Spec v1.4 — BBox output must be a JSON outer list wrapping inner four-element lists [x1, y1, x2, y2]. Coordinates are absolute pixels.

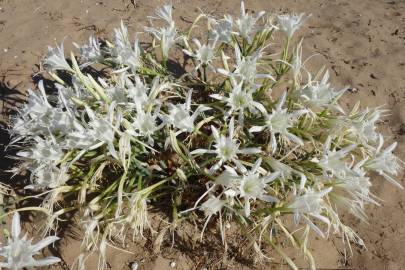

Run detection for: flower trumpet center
[[240, 175, 263, 199], [140, 115, 157, 134], [231, 93, 249, 109], [199, 46, 214, 64], [217, 138, 238, 161], [267, 112, 290, 132]]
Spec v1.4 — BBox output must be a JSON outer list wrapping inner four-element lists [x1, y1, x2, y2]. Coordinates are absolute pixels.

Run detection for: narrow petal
[[228, 117, 235, 138], [190, 149, 212, 155], [318, 187, 333, 197], [192, 38, 202, 48], [182, 49, 194, 57], [286, 132, 304, 146], [216, 68, 231, 76], [244, 200, 251, 217], [384, 142, 398, 154], [304, 216, 325, 238], [210, 94, 224, 101], [299, 173, 307, 190], [209, 160, 223, 173], [238, 147, 261, 154], [251, 158, 262, 173], [263, 171, 281, 184], [233, 159, 247, 174], [186, 89, 193, 110], [256, 73, 276, 81], [211, 125, 220, 140], [380, 171, 404, 189], [249, 125, 265, 133], [12, 212, 21, 238], [252, 101, 267, 114], [260, 194, 279, 203], [32, 256, 61, 267], [108, 142, 119, 160], [270, 133, 278, 154], [32, 236, 60, 252], [277, 91, 287, 110]]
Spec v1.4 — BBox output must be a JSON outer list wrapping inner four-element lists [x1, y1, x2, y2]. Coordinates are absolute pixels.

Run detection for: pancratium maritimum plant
[[4, 1, 403, 269]]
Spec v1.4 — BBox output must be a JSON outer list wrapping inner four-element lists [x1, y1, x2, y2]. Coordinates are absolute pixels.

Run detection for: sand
[[1, 0, 405, 269]]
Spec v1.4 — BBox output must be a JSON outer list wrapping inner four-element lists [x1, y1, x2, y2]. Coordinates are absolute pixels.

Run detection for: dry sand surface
[[1, 0, 405, 269]]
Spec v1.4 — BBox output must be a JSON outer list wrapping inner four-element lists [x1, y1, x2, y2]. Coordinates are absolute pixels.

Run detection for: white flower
[[63, 122, 98, 149], [26, 164, 69, 190], [148, 3, 173, 25], [11, 81, 74, 139], [97, 75, 128, 104], [166, 89, 210, 133], [299, 70, 346, 113], [277, 13, 310, 39], [290, 39, 306, 84], [218, 46, 275, 85], [113, 21, 142, 70], [265, 156, 307, 189], [43, 41, 73, 72], [127, 76, 161, 110], [200, 196, 225, 217], [289, 188, 331, 217], [236, 1, 265, 44], [215, 165, 240, 189], [209, 15, 234, 44], [145, 4, 177, 60], [127, 76, 149, 107], [145, 22, 177, 61], [214, 159, 280, 216], [0, 213, 60, 270], [74, 36, 103, 65], [337, 160, 374, 206], [127, 76, 172, 111], [249, 92, 307, 153], [349, 107, 385, 143], [183, 39, 216, 70], [238, 159, 280, 216], [21, 81, 52, 117], [288, 187, 332, 236], [106, 85, 127, 104], [17, 136, 64, 164], [318, 136, 357, 178], [114, 20, 131, 49], [191, 118, 261, 172], [210, 78, 266, 125], [82, 104, 119, 159], [365, 135, 404, 189], [87, 109, 116, 145], [128, 103, 164, 145]]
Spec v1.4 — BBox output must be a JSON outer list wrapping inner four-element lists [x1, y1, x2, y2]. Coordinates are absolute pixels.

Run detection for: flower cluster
[[5, 2, 403, 269]]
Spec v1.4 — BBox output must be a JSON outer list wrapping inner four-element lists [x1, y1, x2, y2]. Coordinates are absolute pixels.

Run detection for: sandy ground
[[1, 0, 405, 269]]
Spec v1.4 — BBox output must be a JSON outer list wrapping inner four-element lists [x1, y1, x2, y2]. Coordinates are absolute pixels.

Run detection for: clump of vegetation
[[1, 2, 403, 269]]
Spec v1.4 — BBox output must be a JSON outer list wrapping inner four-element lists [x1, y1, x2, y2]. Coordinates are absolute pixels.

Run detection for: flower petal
[[249, 125, 265, 133], [238, 147, 261, 155], [12, 212, 21, 238], [260, 194, 279, 203], [32, 256, 61, 267], [190, 149, 213, 155], [32, 236, 60, 252]]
